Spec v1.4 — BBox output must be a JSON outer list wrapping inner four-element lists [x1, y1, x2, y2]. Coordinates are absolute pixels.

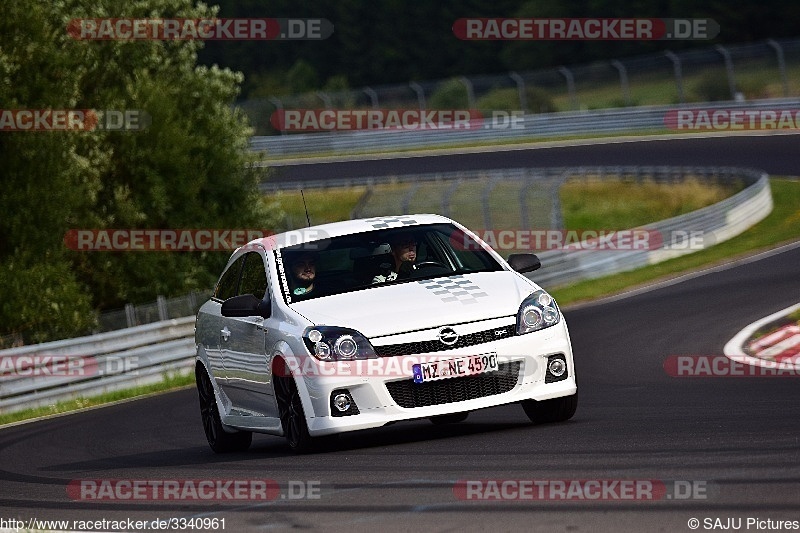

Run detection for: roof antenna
[[301, 189, 311, 227]]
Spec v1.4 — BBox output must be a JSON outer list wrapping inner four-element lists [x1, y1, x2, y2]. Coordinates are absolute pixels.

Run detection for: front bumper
[[294, 319, 576, 436]]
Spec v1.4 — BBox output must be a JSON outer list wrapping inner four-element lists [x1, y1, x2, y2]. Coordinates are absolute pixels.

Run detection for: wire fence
[[0, 290, 211, 350], [242, 37, 800, 136]]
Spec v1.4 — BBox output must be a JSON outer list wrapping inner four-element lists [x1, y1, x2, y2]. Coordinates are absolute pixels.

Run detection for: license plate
[[412, 353, 498, 384]]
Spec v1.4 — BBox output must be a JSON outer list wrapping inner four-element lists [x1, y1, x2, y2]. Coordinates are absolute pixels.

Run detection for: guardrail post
[[549, 172, 567, 229], [409, 82, 426, 111], [125, 303, 136, 328], [482, 178, 498, 229], [442, 179, 461, 217], [458, 76, 476, 109], [558, 66, 578, 110], [401, 183, 420, 215], [188, 291, 198, 314], [509, 72, 527, 113], [664, 51, 684, 104], [715, 45, 738, 100], [316, 91, 332, 108], [363, 87, 379, 109], [611, 60, 631, 106], [520, 169, 532, 228], [766, 39, 789, 97], [157, 295, 168, 321], [268, 97, 285, 136]]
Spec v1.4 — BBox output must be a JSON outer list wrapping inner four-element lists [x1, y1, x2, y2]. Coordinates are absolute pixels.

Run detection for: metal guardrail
[[251, 98, 800, 157], [0, 317, 195, 414], [0, 166, 772, 415], [245, 38, 800, 137], [529, 167, 771, 288]]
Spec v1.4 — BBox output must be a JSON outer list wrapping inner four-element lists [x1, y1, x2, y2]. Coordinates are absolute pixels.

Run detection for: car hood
[[289, 271, 538, 338]]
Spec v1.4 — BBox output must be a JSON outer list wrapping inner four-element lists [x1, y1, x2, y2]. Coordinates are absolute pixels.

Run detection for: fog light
[[548, 358, 566, 377], [333, 393, 352, 412]]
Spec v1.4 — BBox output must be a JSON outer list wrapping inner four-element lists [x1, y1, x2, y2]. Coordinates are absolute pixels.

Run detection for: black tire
[[522, 392, 578, 424], [275, 375, 337, 453], [196, 368, 252, 453], [429, 412, 469, 425]]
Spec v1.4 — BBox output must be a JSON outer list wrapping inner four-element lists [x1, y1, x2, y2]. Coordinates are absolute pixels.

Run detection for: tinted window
[[214, 254, 245, 301], [238, 252, 268, 300], [277, 223, 502, 303]]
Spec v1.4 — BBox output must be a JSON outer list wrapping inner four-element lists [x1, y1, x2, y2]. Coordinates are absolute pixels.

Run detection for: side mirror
[[221, 294, 271, 318], [507, 253, 541, 273]]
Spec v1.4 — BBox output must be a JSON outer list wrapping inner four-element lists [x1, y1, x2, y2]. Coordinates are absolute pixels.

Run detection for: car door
[[219, 250, 275, 417], [199, 253, 246, 390]]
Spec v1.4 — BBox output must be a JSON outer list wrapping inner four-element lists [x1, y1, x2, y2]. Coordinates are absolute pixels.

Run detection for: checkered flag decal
[[363, 216, 418, 229], [417, 275, 489, 305]]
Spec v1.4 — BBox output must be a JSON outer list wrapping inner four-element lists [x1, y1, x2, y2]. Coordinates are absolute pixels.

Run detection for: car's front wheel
[[522, 392, 578, 424], [274, 375, 337, 453], [196, 368, 252, 453]]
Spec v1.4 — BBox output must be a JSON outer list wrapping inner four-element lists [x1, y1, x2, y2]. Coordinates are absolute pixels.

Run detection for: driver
[[372, 233, 417, 284]]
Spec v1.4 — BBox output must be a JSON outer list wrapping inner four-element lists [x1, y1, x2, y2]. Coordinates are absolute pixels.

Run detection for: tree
[[0, 0, 277, 343]]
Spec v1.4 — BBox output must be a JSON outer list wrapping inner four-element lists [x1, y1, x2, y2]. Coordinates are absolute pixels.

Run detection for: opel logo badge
[[438, 327, 459, 346]]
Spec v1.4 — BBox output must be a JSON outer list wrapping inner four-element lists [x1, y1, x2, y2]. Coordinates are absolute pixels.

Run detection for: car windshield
[[276, 223, 503, 303]]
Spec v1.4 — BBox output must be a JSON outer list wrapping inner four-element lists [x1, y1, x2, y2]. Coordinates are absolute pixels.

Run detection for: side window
[[238, 252, 269, 300], [214, 254, 246, 301]]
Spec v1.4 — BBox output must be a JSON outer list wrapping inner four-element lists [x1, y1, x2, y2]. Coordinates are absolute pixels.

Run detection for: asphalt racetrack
[[269, 132, 800, 182], [1, 133, 799, 532]]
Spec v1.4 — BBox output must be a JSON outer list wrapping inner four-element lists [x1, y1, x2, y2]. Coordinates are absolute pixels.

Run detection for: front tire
[[196, 368, 252, 453], [275, 375, 337, 453], [522, 392, 578, 424]]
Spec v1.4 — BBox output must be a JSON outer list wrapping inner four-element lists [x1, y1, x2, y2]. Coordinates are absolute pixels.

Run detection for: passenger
[[288, 252, 318, 297]]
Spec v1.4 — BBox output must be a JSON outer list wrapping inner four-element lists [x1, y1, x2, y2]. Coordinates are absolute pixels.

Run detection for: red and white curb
[[724, 303, 800, 369]]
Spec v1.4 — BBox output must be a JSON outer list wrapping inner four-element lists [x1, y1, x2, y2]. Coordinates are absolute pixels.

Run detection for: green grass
[[356, 183, 413, 218], [560, 176, 742, 230], [0, 370, 194, 427], [552, 178, 800, 306], [521, 63, 800, 112], [267, 187, 367, 229]]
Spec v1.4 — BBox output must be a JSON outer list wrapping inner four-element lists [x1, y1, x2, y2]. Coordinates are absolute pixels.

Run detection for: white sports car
[[194, 214, 577, 453]]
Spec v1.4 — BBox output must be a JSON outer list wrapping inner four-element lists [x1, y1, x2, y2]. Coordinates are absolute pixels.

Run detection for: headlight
[[302, 326, 377, 361], [516, 290, 560, 335]]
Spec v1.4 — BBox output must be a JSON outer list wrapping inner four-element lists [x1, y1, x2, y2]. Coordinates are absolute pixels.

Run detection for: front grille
[[385, 361, 521, 408], [374, 324, 515, 357]]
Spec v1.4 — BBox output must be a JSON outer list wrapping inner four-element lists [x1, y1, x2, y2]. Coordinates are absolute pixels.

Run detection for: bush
[[429, 78, 470, 109], [691, 71, 735, 101], [476, 86, 556, 113]]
